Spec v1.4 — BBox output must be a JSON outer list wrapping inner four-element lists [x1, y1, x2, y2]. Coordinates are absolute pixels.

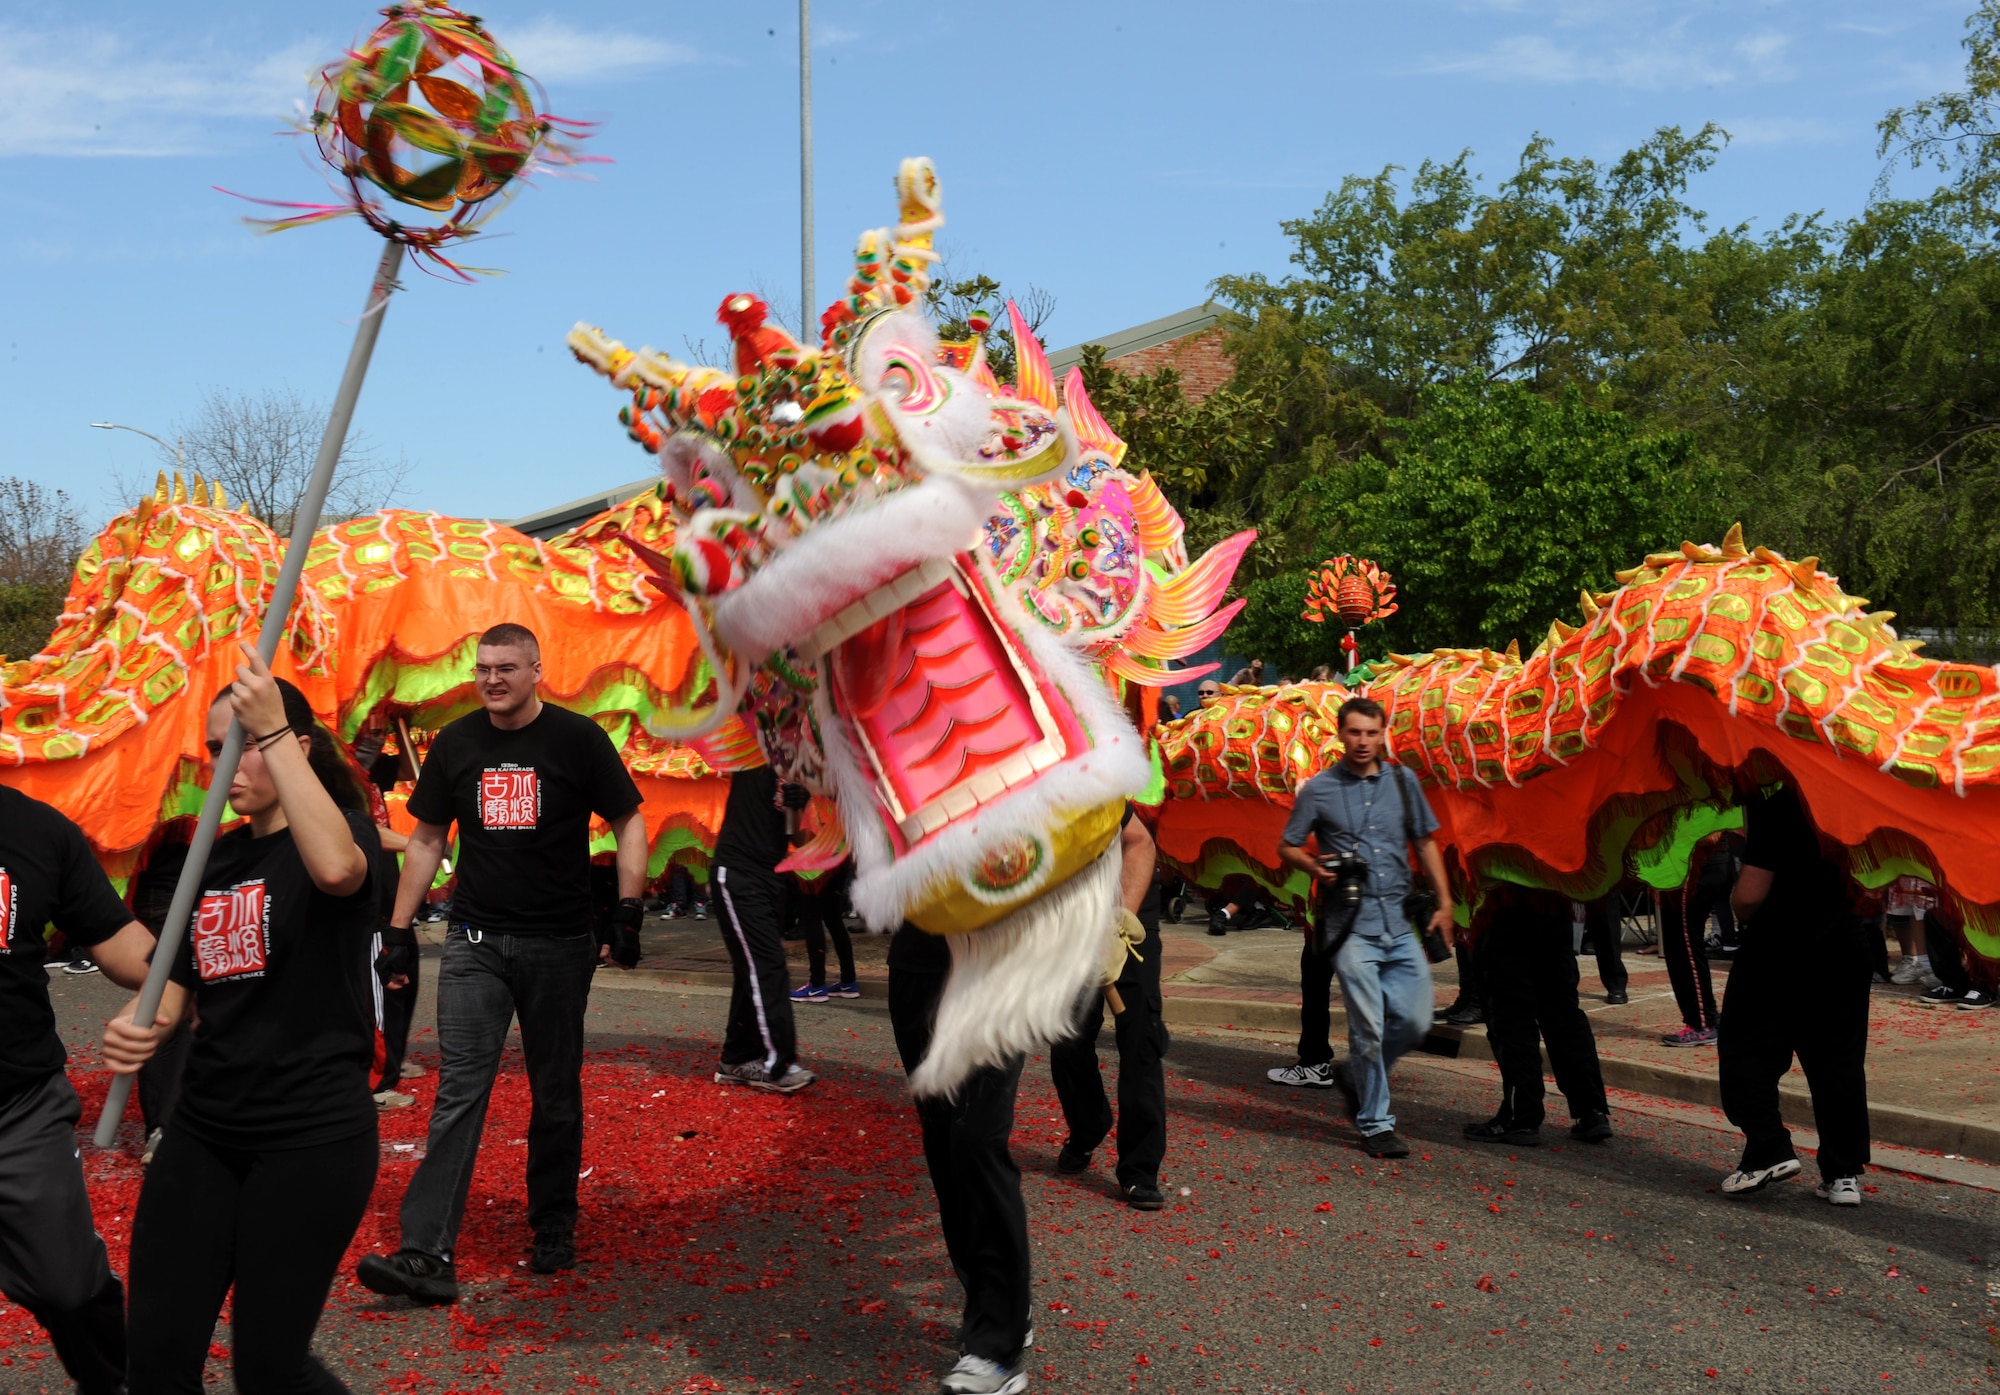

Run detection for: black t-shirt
[[1122, 805, 1162, 923], [0, 788, 135, 1099], [168, 808, 381, 1149], [1739, 784, 1844, 939], [406, 704, 642, 934], [713, 767, 788, 874]]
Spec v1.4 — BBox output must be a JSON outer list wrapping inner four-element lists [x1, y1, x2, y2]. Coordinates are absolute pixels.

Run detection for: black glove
[[376, 925, 418, 981], [605, 898, 643, 968], [779, 782, 811, 811]]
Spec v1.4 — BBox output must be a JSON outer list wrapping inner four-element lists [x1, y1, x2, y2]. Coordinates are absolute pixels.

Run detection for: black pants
[[139, 1023, 192, 1135], [1718, 923, 1872, 1179], [1050, 914, 1168, 1189], [375, 950, 419, 1091], [399, 927, 596, 1258], [1444, 939, 1481, 1009], [0, 1074, 126, 1395], [714, 864, 798, 1071], [799, 869, 855, 988], [889, 964, 1030, 1365], [129, 1125, 377, 1394], [1476, 904, 1608, 1127], [1580, 897, 1628, 995], [1931, 917, 1973, 994], [1657, 882, 1719, 1031], [1297, 936, 1337, 1067]]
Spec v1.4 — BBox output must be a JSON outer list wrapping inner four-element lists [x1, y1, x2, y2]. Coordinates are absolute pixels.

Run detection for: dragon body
[[1156, 526, 2000, 957], [0, 474, 733, 886]]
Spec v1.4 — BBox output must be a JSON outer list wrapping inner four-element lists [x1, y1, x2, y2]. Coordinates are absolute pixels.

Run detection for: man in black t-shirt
[[0, 785, 157, 1394], [1715, 780, 1871, 1205], [711, 765, 816, 1092], [356, 624, 647, 1304]]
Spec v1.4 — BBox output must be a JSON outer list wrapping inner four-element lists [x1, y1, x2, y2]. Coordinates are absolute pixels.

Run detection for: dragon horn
[[1061, 367, 1127, 465], [1007, 300, 1058, 410], [1147, 530, 1256, 630]]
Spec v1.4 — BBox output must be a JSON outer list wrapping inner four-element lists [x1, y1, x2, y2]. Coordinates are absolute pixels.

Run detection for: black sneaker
[[1055, 1141, 1096, 1175], [1917, 983, 1966, 1008], [1207, 907, 1233, 936], [1463, 1116, 1540, 1147], [529, 1230, 575, 1274], [1959, 989, 1996, 1011], [1361, 1130, 1411, 1159], [1123, 1183, 1165, 1211], [356, 1249, 459, 1304], [1444, 1000, 1485, 1027], [1604, 989, 1630, 1005], [1570, 1110, 1614, 1143]]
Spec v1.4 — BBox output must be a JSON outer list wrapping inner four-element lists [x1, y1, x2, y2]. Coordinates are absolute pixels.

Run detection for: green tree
[[0, 477, 87, 663]]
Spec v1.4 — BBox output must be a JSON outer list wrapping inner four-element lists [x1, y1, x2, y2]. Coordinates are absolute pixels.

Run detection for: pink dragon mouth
[[825, 558, 1081, 850]]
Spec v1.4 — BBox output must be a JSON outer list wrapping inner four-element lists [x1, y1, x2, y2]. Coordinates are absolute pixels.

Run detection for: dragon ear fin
[[171, 472, 188, 505], [154, 471, 170, 505], [1504, 638, 1522, 664], [1007, 300, 1058, 410], [1720, 522, 1748, 558], [1578, 590, 1600, 622]]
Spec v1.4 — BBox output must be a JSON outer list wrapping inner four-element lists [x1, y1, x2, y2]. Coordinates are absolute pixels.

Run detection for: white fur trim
[[908, 836, 1121, 1098], [710, 479, 985, 661]]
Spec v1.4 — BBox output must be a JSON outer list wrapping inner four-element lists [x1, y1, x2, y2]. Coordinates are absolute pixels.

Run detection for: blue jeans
[[398, 927, 597, 1259], [1334, 926, 1434, 1136]]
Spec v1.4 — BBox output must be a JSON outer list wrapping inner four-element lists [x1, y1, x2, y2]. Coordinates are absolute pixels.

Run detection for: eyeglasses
[[474, 663, 526, 679]]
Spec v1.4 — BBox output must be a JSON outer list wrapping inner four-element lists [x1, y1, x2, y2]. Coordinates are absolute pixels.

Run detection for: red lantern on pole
[[1304, 555, 1397, 673]]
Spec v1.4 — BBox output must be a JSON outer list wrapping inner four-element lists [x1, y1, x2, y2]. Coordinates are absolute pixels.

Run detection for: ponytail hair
[[212, 676, 368, 814]]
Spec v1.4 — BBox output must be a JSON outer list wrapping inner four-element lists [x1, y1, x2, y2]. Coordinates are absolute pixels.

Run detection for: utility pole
[[800, 0, 814, 340]]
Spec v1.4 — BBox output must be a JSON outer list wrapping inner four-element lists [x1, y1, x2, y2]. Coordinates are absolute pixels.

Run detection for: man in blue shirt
[[1275, 697, 1455, 1158]]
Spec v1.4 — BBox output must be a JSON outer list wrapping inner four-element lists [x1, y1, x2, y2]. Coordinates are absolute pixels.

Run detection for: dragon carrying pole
[[96, 241, 406, 1146]]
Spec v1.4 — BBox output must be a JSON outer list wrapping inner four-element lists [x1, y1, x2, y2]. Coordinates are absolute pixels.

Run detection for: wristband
[[252, 726, 295, 750]]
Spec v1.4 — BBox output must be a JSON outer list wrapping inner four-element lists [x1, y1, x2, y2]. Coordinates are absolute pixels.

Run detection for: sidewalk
[[599, 907, 2000, 1164]]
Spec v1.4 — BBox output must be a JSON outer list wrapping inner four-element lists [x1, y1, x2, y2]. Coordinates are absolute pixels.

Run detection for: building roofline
[[1045, 302, 1223, 376], [504, 477, 658, 540]]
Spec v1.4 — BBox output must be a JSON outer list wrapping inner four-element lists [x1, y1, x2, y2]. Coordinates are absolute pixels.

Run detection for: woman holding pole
[[104, 645, 381, 1394]]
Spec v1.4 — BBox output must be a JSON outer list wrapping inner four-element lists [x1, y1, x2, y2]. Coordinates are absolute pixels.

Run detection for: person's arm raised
[[227, 644, 368, 896]]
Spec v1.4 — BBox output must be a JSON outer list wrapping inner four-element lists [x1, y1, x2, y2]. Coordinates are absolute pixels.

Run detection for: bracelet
[[253, 727, 295, 751]]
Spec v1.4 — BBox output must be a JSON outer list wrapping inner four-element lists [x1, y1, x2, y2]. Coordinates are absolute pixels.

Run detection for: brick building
[[1046, 303, 1231, 403]]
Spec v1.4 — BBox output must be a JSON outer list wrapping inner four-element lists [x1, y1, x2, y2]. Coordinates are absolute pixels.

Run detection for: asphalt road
[[26, 962, 2000, 1394]]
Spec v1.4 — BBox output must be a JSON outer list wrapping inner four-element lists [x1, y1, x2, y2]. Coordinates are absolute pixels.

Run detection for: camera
[[1313, 851, 1369, 957]]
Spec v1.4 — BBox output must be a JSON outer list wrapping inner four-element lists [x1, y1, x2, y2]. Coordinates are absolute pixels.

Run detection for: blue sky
[[0, 0, 1977, 525]]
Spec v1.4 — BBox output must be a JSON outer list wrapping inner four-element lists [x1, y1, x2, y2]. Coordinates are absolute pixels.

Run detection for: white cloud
[[0, 16, 695, 159], [1423, 29, 1745, 90], [502, 19, 696, 82], [1719, 114, 1843, 147], [0, 24, 319, 157]]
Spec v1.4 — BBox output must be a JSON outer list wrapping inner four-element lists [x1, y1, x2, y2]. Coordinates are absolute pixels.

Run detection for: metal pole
[[799, 0, 814, 339], [95, 239, 407, 1147]]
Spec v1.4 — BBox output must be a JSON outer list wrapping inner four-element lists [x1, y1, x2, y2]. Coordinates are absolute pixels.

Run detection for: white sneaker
[[939, 1354, 1027, 1395], [1721, 1158, 1802, 1196], [373, 1089, 416, 1109], [1889, 959, 1928, 985], [1815, 1176, 1862, 1206], [1267, 1061, 1338, 1088]]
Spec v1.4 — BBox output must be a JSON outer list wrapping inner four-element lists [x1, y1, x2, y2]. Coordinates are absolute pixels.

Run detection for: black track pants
[[890, 964, 1031, 1366], [1476, 904, 1608, 1128], [128, 1125, 377, 1394], [1296, 937, 1337, 1067], [1050, 914, 1167, 1188], [0, 1073, 126, 1395], [1657, 882, 1720, 1031], [1718, 923, 1872, 1180], [715, 864, 798, 1071]]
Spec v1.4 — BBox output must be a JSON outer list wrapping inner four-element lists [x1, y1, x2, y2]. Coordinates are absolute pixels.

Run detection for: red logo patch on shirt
[[0, 869, 13, 952], [479, 766, 540, 830], [193, 880, 269, 981]]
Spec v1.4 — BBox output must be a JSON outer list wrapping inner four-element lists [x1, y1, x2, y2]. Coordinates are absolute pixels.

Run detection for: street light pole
[[90, 421, 183, 471], [800, 0, 814, 340]]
